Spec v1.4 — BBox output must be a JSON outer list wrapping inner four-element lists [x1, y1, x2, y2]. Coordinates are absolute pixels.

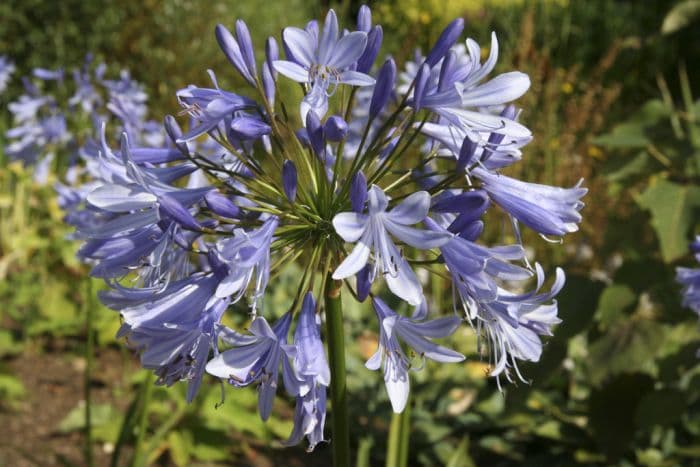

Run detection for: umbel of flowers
[[61, 5, 585, 461]]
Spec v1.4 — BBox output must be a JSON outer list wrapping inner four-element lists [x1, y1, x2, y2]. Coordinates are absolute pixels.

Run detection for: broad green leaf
[[636, 178, 700, 262], [588, 373, 654, 461], [588, 319, 666, 385], [635, 389, 686, 430], [595, 285, 636, 328]]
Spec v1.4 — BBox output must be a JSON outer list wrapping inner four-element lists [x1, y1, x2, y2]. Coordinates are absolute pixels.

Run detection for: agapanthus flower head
[[51, 4, 584, 449]]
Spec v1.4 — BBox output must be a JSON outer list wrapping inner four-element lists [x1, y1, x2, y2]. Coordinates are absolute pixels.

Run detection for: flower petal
[[282, 27, 315, 67], [327, 31, 368, 69], [332, 212, 368, 242], [332, 236, 371, 279], [273, 60, 310, 83]]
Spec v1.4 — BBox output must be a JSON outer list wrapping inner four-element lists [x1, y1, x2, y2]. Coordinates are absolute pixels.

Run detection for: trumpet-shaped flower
[[332, 185, 452, 305], [285, 292, 329, 451], [367, 298, 464, 412], [206, 312, 308, 421], [273, 9, 375, 120]]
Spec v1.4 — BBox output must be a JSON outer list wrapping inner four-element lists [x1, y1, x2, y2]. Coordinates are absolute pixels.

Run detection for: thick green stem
[[84, 278, 95, 467], [131, 372, 154, 467], [386, 399, 411, 467], [324, 273, 350, 467]]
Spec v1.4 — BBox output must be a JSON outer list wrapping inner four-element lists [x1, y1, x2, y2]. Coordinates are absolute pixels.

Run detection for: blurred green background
[[1, 0, 700, 465]]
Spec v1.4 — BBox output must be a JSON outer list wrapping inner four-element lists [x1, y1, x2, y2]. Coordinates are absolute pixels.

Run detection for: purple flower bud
[[432, 190, 489, 216], [262, 63, 276, 104], [324, 115, 348, 141], [265, 37, 279, 76], [215, 24, 256, 86], [459, 220, 484, 241], [205, 191, 241, 219], [305, 111, 325, 157], [356, 26, 383, 73], [282, 160, 298, 202], [230, 116, 271, 139], [164, 115, 190, 155], [425, 18, 464, 67], [369, 58, 396, 120], [350, 171, 367, 213], [691, 238, 700, 254], [235, 20, 257, 77], [356, 264, 371, 301], [457, 137, 478, 172], [158, 193, 201, 231], [438, 50, 457, 92], [357, 5, 372, 32], [413, 63, 431, 111], [295, 128, 310, 147]]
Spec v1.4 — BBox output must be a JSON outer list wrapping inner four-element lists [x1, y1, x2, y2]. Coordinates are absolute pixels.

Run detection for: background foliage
[[1, 0, 700, 465]]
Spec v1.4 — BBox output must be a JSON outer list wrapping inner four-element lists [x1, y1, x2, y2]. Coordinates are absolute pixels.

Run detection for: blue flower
[[215, 216, 278, 313], [367, 298, 464, 412], [677, 236, 700, 316], [274, 9, 375, 120], [0, 56, 16, 94], [332, 185, 452, 305], [285, 292, 329, 451], [428, 213, 564, 384], [105, 258, 229, 402], [473, 167, 586, 238], [176, 71, 257, 142], [206, 312, 308, 421]]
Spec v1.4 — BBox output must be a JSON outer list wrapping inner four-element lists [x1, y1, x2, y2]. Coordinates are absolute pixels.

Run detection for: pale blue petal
[[282, 28, 315, 67], [332, 236, 371, 279], [386, 191, 431, 225], [332, 212, 368, 242], [87, 184, 157, 212], [273, 60, 310, 83], [327, 32, 368, 69]]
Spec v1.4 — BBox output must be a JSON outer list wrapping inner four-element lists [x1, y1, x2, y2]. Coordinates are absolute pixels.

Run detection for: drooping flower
[[367, 298, 464, 412], [285, 292, 330, 451], [332, 185, 452, 305], [105, 253, 229, 402], [473, 167, 587, 238], [206, 312, 308, 420]]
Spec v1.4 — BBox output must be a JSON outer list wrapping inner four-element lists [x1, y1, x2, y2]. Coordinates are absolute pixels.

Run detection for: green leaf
[[167, 431, 191, 466], [445, 437, 476, 467], [57, 402, 122, 442], [0, 373, 25, 407], [588, 319, 666, 385], [635, 388, 686, 430], [588, 373, 654, 461], [637, 178, 700, 262], [661, 0, 700, 34], [595, 285, 636, 328]]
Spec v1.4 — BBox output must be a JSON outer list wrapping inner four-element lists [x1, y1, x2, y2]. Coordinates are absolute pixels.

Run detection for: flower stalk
[[324, 272, 350, 467]]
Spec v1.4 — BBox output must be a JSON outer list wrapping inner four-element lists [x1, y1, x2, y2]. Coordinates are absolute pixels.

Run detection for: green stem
[[131, 372, 154, 467], [84, 278, 95, 467], [324, 273, 350, 467], [386, 399, 411, 467]]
